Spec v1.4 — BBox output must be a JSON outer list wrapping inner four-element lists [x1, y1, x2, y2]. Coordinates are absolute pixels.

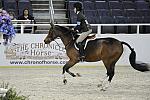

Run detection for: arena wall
[[0, 34, 150, 67]]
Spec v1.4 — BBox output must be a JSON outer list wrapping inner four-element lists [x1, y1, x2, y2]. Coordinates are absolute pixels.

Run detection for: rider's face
[[74, 8, 77, 13]]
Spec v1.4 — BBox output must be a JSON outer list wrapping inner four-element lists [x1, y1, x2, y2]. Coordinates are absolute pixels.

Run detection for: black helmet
[[73, 2, 83, 11]]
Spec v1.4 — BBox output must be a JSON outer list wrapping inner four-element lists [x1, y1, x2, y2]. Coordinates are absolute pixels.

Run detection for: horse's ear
[[50, 23, 55, 29]]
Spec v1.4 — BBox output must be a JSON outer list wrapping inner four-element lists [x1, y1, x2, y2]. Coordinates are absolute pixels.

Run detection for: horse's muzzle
[[44, 38, 51, 44]]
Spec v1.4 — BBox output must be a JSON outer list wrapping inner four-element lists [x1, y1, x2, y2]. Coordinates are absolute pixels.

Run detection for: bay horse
[[44, 24, 149, 90]]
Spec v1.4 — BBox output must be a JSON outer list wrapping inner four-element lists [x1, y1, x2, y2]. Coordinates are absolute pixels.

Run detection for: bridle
[[48, 26, 76, 50]]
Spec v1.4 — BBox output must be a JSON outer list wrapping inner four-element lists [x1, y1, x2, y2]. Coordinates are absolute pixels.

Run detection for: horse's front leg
[[62, 60, 79, 84], [62, 60, 78, 77]]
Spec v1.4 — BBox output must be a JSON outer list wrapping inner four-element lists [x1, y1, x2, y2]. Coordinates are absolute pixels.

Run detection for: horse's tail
[[121, 41, 150, 72]]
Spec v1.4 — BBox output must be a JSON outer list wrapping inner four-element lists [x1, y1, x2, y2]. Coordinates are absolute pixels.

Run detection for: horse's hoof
[[97, 84, 102, 87], [63, 79, 67, 85], [76, 73, 81, 77]]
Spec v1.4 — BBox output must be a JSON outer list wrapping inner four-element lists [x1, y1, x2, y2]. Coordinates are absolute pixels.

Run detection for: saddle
[[74, 34, 96, 50]]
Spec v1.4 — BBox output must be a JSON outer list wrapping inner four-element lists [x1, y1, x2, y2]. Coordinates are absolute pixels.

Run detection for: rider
[[73, 2, 92, 59]]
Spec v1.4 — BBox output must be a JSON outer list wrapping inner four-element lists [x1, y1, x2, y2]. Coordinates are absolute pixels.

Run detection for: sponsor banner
[[0, 34, 69, 66], [0, 34, 150, 66]]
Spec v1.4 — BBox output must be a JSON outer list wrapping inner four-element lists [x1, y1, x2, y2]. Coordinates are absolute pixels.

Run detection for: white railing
[[49, 0, 54, 23], [12, 20, 35, 34], [12, 20, 150, 34]]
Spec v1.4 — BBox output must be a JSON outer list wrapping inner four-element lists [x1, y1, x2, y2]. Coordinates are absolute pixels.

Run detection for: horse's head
[[44, 23, 73, 44], [44, 23, 59, 44]]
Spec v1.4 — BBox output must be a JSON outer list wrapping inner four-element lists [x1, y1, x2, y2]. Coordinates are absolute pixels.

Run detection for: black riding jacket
[[74, 11, 91, 32]]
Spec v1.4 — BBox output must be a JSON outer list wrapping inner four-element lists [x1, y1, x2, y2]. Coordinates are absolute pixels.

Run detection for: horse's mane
[[55, 25, 71, 34], [55, 25, 76, 45]]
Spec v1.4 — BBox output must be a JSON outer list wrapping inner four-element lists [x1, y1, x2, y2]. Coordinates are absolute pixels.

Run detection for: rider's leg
[[76, 29, 92, 59], [77, 42, 85, 59], [76, 29, 92, 43]]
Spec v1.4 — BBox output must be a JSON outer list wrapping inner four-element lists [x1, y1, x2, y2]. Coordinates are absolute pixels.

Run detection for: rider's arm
[[74, 21, 80, 32], [74, 12, 85, 32]]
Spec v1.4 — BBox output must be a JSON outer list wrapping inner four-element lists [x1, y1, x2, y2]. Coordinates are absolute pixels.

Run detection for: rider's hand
[[71, 28, 74, 31], [76, 30, 79, 33], [71, 28, 79, 33]]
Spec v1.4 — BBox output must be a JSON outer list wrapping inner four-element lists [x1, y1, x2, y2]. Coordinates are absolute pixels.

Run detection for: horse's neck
[[56, 25, 74, 47], [59, 33, 73, 47]]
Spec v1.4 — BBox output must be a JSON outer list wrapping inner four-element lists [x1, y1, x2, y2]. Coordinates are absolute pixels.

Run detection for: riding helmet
[[73, 2, 83, 11]]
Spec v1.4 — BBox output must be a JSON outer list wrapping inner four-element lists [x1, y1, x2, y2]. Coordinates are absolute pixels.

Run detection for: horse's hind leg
[[100, 60, 116, 91], [107, 63, 115, 82]]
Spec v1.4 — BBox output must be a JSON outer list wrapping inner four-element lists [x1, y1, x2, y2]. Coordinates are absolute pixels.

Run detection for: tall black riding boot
[[77, 42, 85, 60]]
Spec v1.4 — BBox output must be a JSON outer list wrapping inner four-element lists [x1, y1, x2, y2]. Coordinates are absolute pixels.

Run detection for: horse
[[44, 23, 149, 90]]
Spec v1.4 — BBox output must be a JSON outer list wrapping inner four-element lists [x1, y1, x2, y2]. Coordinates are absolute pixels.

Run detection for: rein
[[64, 31, 76, 49], [54, 40, 62, 48], [53, 39, 72, 50], [65, 39, 72, 49]]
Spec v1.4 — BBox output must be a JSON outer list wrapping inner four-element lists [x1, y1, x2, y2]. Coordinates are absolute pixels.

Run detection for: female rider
[[73, 2, 92, 59]]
